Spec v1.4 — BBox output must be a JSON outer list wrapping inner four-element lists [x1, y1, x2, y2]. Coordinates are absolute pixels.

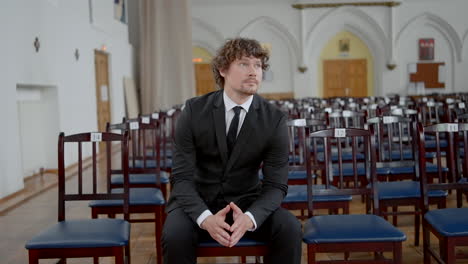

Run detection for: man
[[162, 38, 302, 264]]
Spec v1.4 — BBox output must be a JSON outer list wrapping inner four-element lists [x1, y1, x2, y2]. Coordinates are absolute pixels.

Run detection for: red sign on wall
[[419, 38, 434, 61]]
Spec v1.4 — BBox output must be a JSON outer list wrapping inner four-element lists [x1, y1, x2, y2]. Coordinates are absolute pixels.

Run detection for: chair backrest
[[107, 116, 163, 184], [308, 128, 378, 216], [127, 116, 161, 168], [58, 131, 129, 221], [327, 110, 367, 129], [418, 100, 446, 125], [287, 119, 327, 167], [417, 122, 464, 212], [367, 115, 418, 177]]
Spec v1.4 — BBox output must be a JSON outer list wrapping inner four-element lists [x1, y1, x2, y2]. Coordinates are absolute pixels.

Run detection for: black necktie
[[227, 106, 242, 156]]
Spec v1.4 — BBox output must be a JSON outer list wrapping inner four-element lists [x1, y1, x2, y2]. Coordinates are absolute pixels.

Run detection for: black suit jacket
[[166, 90, 289, 227]]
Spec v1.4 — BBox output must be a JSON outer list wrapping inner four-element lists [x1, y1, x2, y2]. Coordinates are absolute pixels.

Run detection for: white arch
[[237, 16, 300, 66], [237, 16, 299, 95], [463, 29, 468, 60], [192, 17, 224, 54], [304, 6, 388, 95], [396, 13, 462, 62]]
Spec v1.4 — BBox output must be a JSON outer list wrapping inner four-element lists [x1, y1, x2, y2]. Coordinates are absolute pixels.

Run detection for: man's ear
[[219, 68, 226, 77]]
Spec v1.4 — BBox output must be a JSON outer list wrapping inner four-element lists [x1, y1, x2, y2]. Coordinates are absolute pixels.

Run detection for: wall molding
[[259, 92, 294, 100], [292, 1, 401, 9]]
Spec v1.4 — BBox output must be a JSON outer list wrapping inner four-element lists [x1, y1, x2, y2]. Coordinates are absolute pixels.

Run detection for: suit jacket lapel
[[225, 95, 260, 173], [213, 92, 228, 167]]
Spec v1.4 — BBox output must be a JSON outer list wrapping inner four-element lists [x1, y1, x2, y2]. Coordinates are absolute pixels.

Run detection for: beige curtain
[[139, 0, 195, 113]]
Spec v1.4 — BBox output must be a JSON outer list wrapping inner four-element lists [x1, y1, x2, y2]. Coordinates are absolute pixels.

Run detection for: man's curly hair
[[211, 38, 269, 89]]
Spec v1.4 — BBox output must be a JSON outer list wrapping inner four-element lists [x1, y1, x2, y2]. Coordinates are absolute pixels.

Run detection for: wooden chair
[[25, 132, 131, 264], [302, 128, 406, 263], [90, 116, 166, 264], [197, 238, 267, 264], [419, 122, 468, 263], [107, 116, 170, 199], [282, 119, 352, 219], [367, 116, 447, 246]]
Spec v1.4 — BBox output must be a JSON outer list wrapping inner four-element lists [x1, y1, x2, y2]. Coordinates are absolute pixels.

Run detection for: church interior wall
[[0, 0, 133, 199], [192, 0, 468, 98]]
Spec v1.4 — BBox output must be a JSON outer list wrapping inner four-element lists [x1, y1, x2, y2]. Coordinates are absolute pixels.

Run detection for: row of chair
[[24, 93, 468, 264]]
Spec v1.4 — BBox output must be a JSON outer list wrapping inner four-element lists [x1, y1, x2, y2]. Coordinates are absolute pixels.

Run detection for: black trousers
[[162, 207, 302, 264]]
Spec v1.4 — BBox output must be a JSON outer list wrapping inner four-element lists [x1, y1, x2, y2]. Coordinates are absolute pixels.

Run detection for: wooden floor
[[2, 165, 468, 264]]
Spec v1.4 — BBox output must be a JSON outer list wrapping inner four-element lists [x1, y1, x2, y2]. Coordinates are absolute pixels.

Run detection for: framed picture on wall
[[419, 38, 434, 60], [339, 39, 350, 53]]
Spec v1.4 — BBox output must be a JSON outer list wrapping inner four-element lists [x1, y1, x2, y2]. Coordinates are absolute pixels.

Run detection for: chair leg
[[457, 190, 463, 208], [307, 244, 317, 264], [115, 247, 124, 264], [392, 206, 398, 226], [423, 226, 431, 264], [126, 240, 131, 264], [28, 250, 39, 264], [155, 208, 163, 264], [93, 256, 99, 264], [415, 206, 420, 246], [393, 242, 403, 264], [442, 238, 455, 264]]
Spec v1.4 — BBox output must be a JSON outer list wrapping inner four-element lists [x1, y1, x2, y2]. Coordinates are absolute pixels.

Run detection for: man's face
[[220, 56, 263, 96]]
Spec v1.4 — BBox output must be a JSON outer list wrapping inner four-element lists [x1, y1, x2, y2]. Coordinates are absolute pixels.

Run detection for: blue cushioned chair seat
[[130, 159, 172, 169], [287, 170, 318, 180], [425, 139, 448, 149], [283, 185, 352, 203], [260, 170, 316, 180], [111, 172, 169, 185], [425, 208, 468, 237], [146, 149, 172, 158], [89, 188, 165, 207], [316, 151, 365, 162], [381, 149, 438, 160], [303, 214, 406, 244], [389, 162, 448, 174], [288, 155, 301, 164], [25, 219, 130, 249], [310, 144, 324, 152], [375, 181, 447, 200], [332, 163, 391, 176], [199, 237, 266, 247]]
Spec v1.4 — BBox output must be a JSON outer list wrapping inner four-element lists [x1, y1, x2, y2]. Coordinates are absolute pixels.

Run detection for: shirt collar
[[223, 91, 253, 112]]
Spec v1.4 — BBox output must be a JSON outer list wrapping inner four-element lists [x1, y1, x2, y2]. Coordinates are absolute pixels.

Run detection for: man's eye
[[240, 63, 247, 67], [255, 64, 262, 68]]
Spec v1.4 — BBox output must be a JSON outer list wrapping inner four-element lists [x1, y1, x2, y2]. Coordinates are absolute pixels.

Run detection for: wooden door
[[323, 59, 367, 97], [195, 63, 216, 96], [94, 50, 111, 151]]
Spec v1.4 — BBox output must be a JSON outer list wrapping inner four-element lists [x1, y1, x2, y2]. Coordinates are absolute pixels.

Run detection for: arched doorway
[[193, 46, 216, 96], [320, 31, 373, 98]]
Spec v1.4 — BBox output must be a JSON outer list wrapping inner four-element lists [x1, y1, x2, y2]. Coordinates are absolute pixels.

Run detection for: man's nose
[[248, 65, 256, 76]]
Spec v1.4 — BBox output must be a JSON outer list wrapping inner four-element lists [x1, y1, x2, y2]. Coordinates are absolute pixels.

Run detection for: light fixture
[[34, 37, 40, 52]]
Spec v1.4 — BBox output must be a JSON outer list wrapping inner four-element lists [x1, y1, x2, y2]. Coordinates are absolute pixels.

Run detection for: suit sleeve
[[246, 113, 289, 227], [169, 100, 210, 222]]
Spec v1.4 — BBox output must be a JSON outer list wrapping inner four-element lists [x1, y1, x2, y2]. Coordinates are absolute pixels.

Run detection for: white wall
[[0, 0, 133, 199], [192, 0, 468, 97]]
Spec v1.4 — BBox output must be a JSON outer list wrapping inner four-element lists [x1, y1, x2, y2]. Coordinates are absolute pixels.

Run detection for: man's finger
[[219, 221, 231, 232], [216, 227, 232, 241], [229, 219, 240, 233], [218, 204, 231, 216], [229, 202, 242, 213], [229, 230, 243, 247]]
